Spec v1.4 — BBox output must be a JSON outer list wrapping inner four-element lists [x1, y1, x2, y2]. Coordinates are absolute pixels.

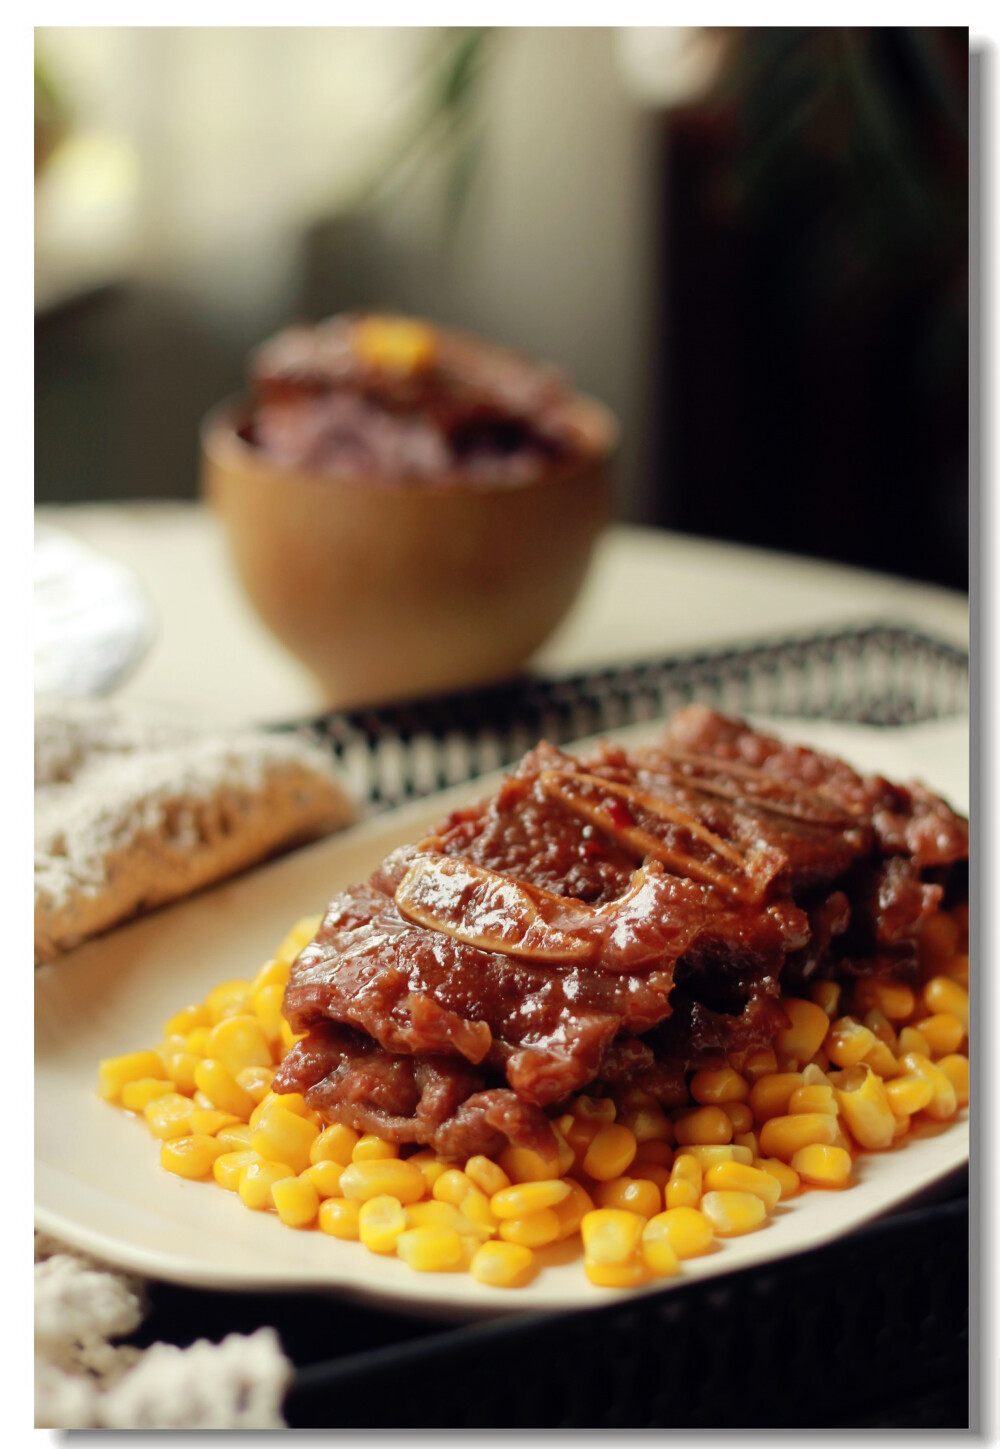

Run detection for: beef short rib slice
[[276, 709, 968, 1151]]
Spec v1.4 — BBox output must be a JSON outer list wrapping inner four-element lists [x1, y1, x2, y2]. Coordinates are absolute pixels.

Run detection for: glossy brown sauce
[[274, 707, 968, 1156]]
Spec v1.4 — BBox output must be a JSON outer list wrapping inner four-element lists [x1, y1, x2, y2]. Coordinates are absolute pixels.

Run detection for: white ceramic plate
[[35, 716, 970, 1318]]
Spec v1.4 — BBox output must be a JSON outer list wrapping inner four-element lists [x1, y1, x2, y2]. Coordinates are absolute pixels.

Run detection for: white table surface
[[36, 502, 969, 728]]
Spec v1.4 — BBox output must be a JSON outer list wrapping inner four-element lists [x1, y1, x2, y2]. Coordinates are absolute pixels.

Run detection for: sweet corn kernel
[[339, 1159, 427, 1204], [275, 914, 322, 964], [722, 1102, 754, 1134], [251, 1107, 319, 1174], [238, 1160, 296, 1209], [619, 1107, 674, 1144], [562, 1115, 601, 1163], [913, 1014, 965, 1058], [406, 1201, 471, 1233], [204, 979, 253, 1024], [935, 1054, 970, 1107], [552, 1179, 595, 1240], [593, 1177, 661, 1219], [213, 1149, 261, 1190], [160, 1134, 227, 1179], [861, 1039, 902, 1081], [872, 981, 916, 1021], [787, 1084, 837, 1116], [690, 1068, 750, 1105], [666, 1153, 702, 1210], [490, 1179, 570, 1219], [310, 1123, 360, 1166], [189, 1109, 241, 1137], [700, 1189, 767, 1237], [318, 1197, 361, 1239], [498, 1210, 561, 1248], [464, 1155, 511, 1197], [580, 1209, 645, 1264], [144, 1092, 194, 1140], [885, 1074, 935, 1118], [460, 1185, 500, 1235], [790, 1143, 852, 1187], [759, 1112, 838, 1162], [206, 1015, 273, 1079], [584, 1254, 646, 1288], [250, 957, 290, 994], [397, 1226, 465, 1273], [733, 1131, 760, 1158], [754, 1157, 801, 1199], [682, 1144, 753, 1170], [704, 1161, 781, 1212], [216, 1123, 253, 1150], [775, 998, 831, 1064], [645, 1206, 714, 1259], [923, 975, 969, 1029], [673, 1106, 733, 1147], [898, 1053, 958, 1121], [251, 984, 287, 1041], [280, 1021, 307, 1054], [98, 1051, 166, 1102], [192, 1059, 255, 1120], [470, 1240, 534, 1286], [741, 1046, 779, 1082], [582, 1124, 638, 1181], [301, 1160, 345, 1199], [412, 1156, 451, 1192], [186, 1027, 212, 1057], [432, 1169, 472, 1207], [810, 981, 841, 1017], [892, 1112, 911, 1140], [192, 1091, 215, 1111], [748, 1073, 804, 1123], [861, 1009, 898, 1050], [358, 1194, 408, 1254], [897, 1026, 931, 1057], [639, 1220, 681, 1277], [164, 1005, 210, 1038], [121, 1078, 175, 1112], [834, 1067, 896, 1149], [272, 1176, 320, 1227], [163, 1052, 200, 1096], [498, 1145, 566, 1184], [572, 1094, 617, 1123], [235, 1066, 275, 1106], [808, 1048, 831, 1073], [827, 1019, 877, 1069], [353, 1133, 399, 1162]]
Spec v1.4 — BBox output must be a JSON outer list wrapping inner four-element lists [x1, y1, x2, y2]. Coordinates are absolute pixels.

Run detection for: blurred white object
[[34, 525, 157, 698], [34, 1232, 290, 1429], [616, 26, 730, 107]]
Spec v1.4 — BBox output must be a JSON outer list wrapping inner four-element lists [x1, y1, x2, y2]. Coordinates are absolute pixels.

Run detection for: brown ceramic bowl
[[201, 397, 615, 708]]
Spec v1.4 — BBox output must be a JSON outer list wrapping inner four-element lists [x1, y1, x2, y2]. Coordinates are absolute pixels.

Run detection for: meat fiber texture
[[275, 708, 968, 1159], [34, 696, 355, 964]]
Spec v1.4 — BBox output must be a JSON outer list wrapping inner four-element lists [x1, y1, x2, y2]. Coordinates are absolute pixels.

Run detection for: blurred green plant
[[34, 53, 71, 176], [357, 27, 495, 237], [711, 27, 967, 333]]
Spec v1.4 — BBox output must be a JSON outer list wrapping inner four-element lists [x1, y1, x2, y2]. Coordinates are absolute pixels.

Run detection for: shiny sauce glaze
[[275, 708, 968, 1156]]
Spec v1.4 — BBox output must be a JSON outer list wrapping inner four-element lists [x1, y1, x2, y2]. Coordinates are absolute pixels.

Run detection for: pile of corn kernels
[[98, 905, 969, 1289]]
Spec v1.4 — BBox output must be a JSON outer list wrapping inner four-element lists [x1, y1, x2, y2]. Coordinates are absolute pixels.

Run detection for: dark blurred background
[[34, 26, 969, 589]]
